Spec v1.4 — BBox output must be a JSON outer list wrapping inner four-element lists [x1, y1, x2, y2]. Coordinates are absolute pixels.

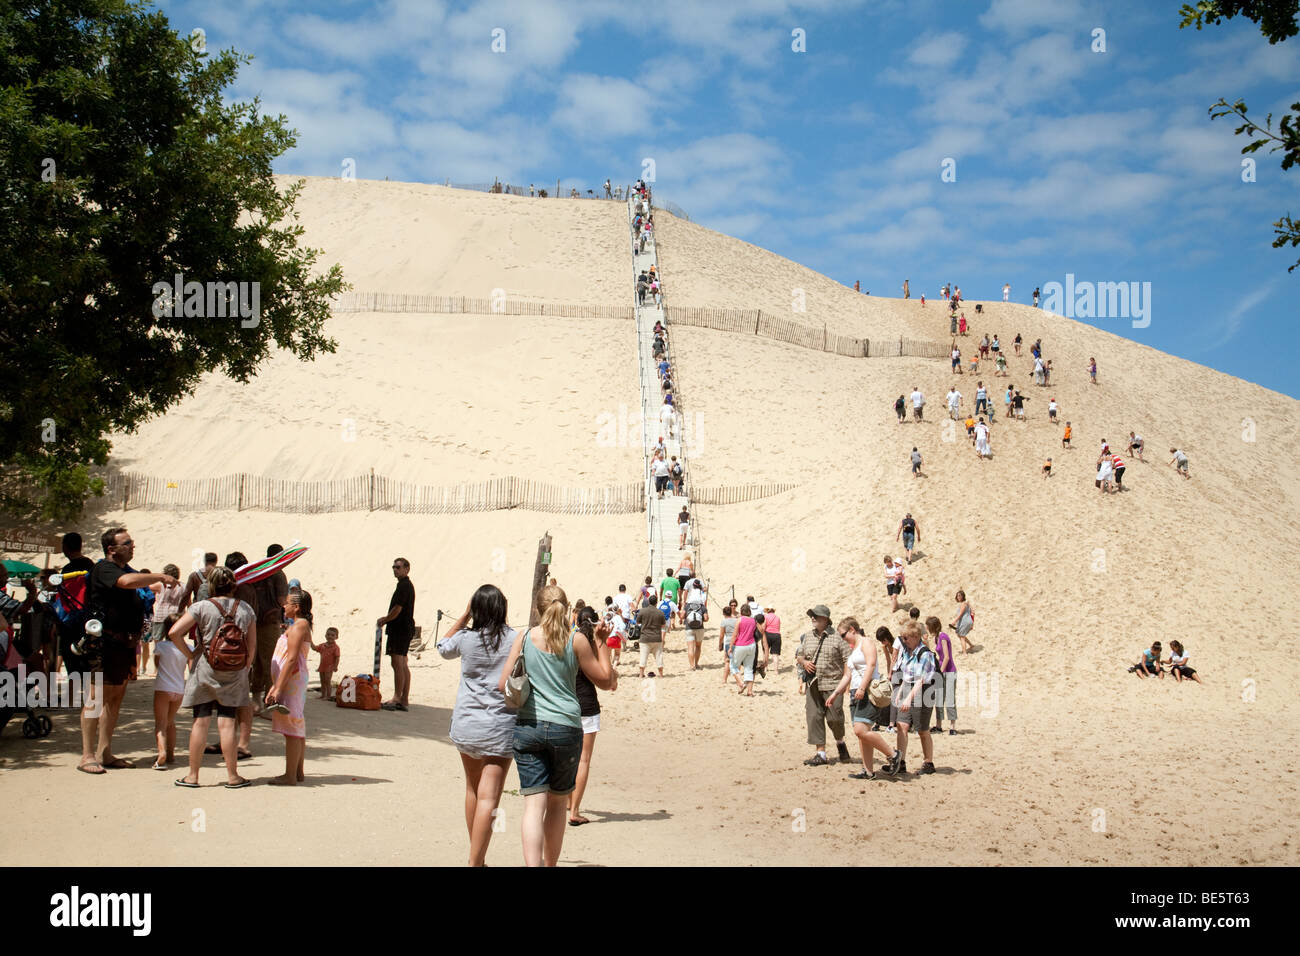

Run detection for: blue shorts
[[902, 532, 915, 550], [513, 719, 583, 796]]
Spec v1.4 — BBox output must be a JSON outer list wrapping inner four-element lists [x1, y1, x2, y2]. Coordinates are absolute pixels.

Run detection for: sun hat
[[807, 604, 832, 620]]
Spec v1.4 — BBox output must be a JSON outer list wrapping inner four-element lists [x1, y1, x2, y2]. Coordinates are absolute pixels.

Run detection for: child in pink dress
[[266, 590, 311, 785]]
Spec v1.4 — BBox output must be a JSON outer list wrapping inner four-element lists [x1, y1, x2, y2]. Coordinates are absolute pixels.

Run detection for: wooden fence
[[85, 472, 644, 516], [690, 482, 799, 506], [332, 292, 635, 320], [664, 306, 950, 359], [6, 471, 797, 516], [330, 295, 948, 360]]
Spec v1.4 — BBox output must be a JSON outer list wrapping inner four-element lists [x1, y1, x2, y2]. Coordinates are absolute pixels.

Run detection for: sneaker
[[881, 752, 902, 776], [836, 743, 852, 762], [803, 753, 831, 767], [948, 728, 957, 736], [920, 762, 936, 775]]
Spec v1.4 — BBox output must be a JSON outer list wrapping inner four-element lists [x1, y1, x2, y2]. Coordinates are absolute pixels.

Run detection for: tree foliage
[[0, 0, 347, 520], [1179, 1, 1300, 271]]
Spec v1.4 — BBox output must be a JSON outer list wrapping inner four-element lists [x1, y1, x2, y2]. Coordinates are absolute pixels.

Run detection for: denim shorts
[[513, 719, 583, 796]]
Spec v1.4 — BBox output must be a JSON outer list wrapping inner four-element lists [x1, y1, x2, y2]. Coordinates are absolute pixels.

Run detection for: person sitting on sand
[[311, 627, 340, 700], [1170, 448, 1190, 479], [264, 589, 312, 785], [1165, 640, 1202, 684], [1130, 641, 1163, 678], [825, 617, 896, 780]]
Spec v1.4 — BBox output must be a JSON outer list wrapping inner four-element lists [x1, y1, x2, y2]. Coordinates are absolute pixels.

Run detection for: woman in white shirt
[[825, 618, 897, 780], [1165, 641, 1202, 684]]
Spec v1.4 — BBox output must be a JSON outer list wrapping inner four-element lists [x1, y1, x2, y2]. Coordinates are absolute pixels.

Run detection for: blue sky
[[156, 0, 1299, 396]]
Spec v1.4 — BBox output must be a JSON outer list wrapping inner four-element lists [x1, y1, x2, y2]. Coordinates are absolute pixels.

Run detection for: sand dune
[[4, 178, 1298, 867]]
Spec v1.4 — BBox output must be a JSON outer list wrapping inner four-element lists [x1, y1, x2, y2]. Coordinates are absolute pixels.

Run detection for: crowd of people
[[2, 531, 331, 787], [891, 315, 1191, 484]]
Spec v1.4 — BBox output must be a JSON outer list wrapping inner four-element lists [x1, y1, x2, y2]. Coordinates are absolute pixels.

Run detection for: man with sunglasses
[[80, 527, 177, 774], [378, 558, 415, 711]]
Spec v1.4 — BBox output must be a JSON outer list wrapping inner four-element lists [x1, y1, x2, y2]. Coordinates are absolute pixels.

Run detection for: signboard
[[1, 529, 65, 554]]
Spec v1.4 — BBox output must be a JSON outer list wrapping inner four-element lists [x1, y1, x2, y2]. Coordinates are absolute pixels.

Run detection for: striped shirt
[[1111, 455, 1125, 469]]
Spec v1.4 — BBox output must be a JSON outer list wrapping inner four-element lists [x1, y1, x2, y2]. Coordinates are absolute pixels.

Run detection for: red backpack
[[205, 598, 250, 671]]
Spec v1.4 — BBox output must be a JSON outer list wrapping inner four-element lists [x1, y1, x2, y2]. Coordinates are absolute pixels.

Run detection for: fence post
[[754, 310, 760, 335], [236, 474, 243, 512], [823, 323, 828, 351], [369, 468, 375, 512]]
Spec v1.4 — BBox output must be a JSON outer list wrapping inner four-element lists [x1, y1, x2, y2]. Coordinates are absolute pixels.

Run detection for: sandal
[[101, 757, 133, 769], [151, 759, 168, 771], [76, 761, 106, 775], [203, 744, 221, 755], [237, 750, 253, 761], [174, 778, 200, 788], [848, 770, 876, 780], [224, 778, 251, 789], [568, 816, 590, 826]]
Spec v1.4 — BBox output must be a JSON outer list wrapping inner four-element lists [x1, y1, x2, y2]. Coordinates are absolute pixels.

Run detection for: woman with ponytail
[[498, 585, 615, 866], [265, 590, 312, 785]]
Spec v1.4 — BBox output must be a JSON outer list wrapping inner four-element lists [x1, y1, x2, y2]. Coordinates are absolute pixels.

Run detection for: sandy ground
[[3, 179, 1298, 867], [108, 313, 640, 484]]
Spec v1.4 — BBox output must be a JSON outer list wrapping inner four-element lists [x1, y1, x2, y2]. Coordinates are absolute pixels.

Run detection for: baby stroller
[[0, 614, 53, 739]]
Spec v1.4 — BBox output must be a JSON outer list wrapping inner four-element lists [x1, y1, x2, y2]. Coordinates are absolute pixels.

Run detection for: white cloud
[[909, 32, 968, 69], [979, 0, 1091, 37], [553, 74, 658, 138]]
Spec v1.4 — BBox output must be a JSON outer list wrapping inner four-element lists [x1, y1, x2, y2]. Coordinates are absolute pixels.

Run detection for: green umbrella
[[3, 559, 42, 577]]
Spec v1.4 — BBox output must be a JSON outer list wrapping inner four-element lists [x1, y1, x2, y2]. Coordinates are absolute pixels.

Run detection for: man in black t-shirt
[[378, 558, 415, 711], [81, 527, 176, 774]]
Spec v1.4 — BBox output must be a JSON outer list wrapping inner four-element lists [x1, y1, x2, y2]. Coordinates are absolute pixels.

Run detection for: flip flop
[[77, 761, 106, 775], [224, 779, 251, 789], [174, 778, 200, 788], [203, 744, 221, 754], [101, 757, 133, 769], [237, 750, 253, 761], [151, 760, 168, 771], [568, 817, 590, 827]]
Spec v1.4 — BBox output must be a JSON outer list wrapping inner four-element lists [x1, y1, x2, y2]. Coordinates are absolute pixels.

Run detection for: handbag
[[800, 633, 828, 684], [868, 672, 893, 708], [504, 630, 532, 710]]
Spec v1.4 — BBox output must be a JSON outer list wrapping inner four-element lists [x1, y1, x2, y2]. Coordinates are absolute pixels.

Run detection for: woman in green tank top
[[498, 585, 615, 866]]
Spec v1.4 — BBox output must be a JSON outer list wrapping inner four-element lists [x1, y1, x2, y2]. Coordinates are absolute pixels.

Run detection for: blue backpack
[[659, 599, 673, 620]]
